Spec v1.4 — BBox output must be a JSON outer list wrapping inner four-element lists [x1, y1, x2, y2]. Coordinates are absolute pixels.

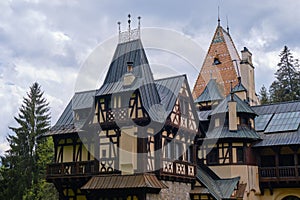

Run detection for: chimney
[[228, 97, 238, 131], [123, 61, 135, 86], [241, 47, 252, 65]]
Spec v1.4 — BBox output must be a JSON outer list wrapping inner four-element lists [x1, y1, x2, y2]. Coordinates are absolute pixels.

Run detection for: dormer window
[[127, 61, 133, 72], [213, 57, 221, 65]]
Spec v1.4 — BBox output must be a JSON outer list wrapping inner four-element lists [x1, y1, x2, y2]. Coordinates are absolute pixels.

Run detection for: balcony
[[161, 159, 196, 180], [46, 160, 99, 179], [259, 166, 300, 182]]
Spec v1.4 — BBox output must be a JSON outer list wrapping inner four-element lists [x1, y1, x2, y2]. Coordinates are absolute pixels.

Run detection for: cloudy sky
[[1, 0, 300, 155]]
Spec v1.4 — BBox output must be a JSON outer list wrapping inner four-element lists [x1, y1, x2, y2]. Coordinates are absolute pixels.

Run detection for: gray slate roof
[[205, 126, 261, 140], [155, 75, 186, 114], [254, 129, 300, 147], [210, 93, 256, 116], [195, 79, 224, 103], [45, 90, 95, 136], [46, 74, 189, 136], [232, 81, 247, 93], [196, 166, 240, 200]]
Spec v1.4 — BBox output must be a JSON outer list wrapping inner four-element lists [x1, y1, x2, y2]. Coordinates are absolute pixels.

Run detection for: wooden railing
[[259, 166, 300, 182], [47, 160, 99, 177], [162, 159, 196, 178]]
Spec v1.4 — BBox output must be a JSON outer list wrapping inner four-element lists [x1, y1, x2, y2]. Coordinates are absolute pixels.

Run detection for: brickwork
[[192, 25, 239, 99]]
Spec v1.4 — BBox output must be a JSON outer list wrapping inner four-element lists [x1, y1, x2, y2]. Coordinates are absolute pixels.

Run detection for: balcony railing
[[47, 160, 99, 178], [161, 159, 196, 178], [259, 166, 300, 182]]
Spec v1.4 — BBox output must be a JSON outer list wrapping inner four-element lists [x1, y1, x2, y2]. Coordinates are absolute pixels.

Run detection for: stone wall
[[147, 181, 191, 200]]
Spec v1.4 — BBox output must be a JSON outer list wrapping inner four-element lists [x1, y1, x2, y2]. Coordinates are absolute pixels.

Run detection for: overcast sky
[[1, 0, 300, 155]]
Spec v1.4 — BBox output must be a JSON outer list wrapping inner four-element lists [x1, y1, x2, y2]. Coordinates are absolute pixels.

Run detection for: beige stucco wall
[[120, 126, 137, 174], [210, 165, 260, 195]]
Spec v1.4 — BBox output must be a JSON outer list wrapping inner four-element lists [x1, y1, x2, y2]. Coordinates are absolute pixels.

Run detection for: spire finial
[[138, 16, 141, 30], [128, 14, 131, 32], [117, 21, 121, 34], [226, 15, 229, 33], [218, 6, 220, 26]]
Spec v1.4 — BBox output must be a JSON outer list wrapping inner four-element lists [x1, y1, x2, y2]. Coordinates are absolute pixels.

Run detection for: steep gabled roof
[[193, 25, 240, 99], [195, 79, 224, 103], [155, 75, 185, 113], [45, 90, 95, 136], [210, 93, 256, 116]]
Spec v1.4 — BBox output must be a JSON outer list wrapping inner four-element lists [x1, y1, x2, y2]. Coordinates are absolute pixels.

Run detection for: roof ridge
[[74, 89, 97, 95], [252, 100, 300, 108]]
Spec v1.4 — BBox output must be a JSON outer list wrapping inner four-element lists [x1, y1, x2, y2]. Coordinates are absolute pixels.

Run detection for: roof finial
[[226, 15, 229, 34], [117, 21, 121, 34], [218, 6, 220, 26], [128, 14, 131, 32], [138, 16, 141, 30]]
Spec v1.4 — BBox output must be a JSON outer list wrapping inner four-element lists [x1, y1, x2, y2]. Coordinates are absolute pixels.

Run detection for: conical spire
[[192, 23, 241, 99]]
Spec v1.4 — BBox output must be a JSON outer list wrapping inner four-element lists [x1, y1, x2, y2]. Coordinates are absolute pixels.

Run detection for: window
[[236, 147, 244, 163], [207, 148, 218, 164], [213, 57, 221, 65], [279, 154, 294, 166], [261, 156, 275, 167]]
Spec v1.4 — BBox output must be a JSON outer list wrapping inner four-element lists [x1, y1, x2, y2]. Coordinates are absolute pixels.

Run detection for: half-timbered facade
[[45, 16, 300, 200], [45, 16, 209, 200], [194, 21, 300, 200]]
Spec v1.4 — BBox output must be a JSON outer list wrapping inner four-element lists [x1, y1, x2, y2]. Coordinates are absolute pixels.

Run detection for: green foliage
[[269, 46, 300, 103], [0, 82, 58, 199], [259, 85, 269, 104]]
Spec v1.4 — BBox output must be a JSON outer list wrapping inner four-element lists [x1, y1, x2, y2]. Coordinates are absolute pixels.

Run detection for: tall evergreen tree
[[259, 85, 269, 104], [0, 82, 58, 199], [269, 46, 300, 102]]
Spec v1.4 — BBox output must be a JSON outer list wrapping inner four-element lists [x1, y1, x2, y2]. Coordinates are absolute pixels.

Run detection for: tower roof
[[210, 93, 256, 116], [96, 38, 162, 121], [194, 79, 223, 103], [193, 24, 241, 99]]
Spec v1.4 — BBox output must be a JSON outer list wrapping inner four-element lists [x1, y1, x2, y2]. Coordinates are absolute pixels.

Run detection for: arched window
[[282, 195, 300, 200]]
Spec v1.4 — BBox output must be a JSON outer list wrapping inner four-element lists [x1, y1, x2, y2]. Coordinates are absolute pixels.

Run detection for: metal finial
[[138, 16, 141, 29], [117, 21, 121, 33], [128, 14, 131, 31], [218, 6, 220, 26]]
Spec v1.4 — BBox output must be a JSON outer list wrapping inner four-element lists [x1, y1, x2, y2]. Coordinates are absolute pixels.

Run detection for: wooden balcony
[[46, 160, 99, 179], [160, 159, 196, 181], [259, 166, 300, 182]]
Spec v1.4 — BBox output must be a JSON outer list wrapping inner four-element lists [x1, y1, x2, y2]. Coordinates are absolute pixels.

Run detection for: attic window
[[213, 57, 221, 65], [127, 61, 133, 72]]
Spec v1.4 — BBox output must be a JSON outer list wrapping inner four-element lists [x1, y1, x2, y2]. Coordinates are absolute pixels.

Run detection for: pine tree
[[259, 85, 269, 104], [269, 46, 300, 102], [0, 82, 58, 199]]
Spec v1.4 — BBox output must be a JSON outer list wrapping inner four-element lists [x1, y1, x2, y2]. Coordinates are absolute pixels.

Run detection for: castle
[[44, 16, 300, 200]]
